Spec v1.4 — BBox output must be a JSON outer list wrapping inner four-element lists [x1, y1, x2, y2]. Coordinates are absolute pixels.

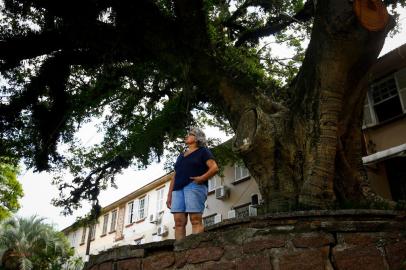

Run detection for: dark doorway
[[385, 157, 406, 201]]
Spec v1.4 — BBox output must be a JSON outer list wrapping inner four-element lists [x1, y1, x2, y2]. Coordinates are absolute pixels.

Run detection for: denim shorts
[[171, 182, 208, 213]]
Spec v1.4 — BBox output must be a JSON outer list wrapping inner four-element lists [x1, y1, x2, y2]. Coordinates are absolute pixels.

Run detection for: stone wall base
[[84, 210, 406, 270]]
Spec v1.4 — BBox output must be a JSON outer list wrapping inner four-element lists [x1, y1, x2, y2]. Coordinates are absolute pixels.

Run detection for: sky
[[14, 7, 406, 231], [17, 126, 230, 230]]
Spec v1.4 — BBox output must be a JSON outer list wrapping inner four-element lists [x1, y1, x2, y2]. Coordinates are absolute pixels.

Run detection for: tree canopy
[[1, 0, 405, 215], [0, 158, 23, 220]]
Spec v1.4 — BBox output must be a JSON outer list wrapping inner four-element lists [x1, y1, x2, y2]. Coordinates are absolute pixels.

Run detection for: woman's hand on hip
[[190, 175, 204, 184]]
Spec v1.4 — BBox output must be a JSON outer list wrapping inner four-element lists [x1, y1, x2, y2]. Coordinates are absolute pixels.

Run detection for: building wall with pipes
[[62, 163, 261, 260], [362, 43, 406, 201]]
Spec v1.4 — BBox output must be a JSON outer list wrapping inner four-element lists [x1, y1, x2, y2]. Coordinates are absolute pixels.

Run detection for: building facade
[[63, 172, 176, 258], [362, 43, 406, 201], [62, 163, 261, 259]]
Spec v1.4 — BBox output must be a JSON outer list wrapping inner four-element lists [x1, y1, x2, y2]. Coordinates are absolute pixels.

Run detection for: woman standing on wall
[[166, 127, 219, 240]]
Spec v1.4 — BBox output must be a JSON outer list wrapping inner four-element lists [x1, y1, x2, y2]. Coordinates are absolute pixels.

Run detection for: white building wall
[[63, 163, 260, 258], [120, 183, 179, 245], [203, 164, 261, 223]]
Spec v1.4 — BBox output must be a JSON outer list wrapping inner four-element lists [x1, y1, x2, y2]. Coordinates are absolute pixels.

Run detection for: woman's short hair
[[189, 127, 207, 147]]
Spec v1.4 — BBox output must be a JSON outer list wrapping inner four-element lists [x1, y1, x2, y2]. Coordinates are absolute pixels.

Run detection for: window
[[152, 235, 162, 242], [80, 227, 87, 245], [234, 204, 250, 218], [138, 197, 146, 219], [208, 176, 221, 192], [156, 187, 165, 212], [234, 164, 250, 182], [90, 224, 96, 241], [363, 68, 406, 127], [110, 210, 117, 232], [102, 214, 109, 235], [128, 201, 135, 224], [70, 232, 77, 247], [134, 238, 144, 245], [203, 215, 216, 227], [371, 77, 402, 122]]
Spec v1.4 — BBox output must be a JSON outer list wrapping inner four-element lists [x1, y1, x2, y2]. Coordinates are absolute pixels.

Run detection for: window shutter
[[399, 88, 406, 112], [363, 92, 375, 127], [128, 202, 134, 224], [144, 195, 150, 217], [243, 167, 250, 178], [395, 67, 406, 112], [235, 165, 240, 180], [81, 227, 87, 244], [134, 199, 140, 221]]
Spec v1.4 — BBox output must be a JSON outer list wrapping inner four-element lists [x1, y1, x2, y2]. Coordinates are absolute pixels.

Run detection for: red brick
[[142, 252, 175, 270], [385, 241, 406, 270], [339, 233, 381, 246], [186, 246, 224, 264], [223, 245, 243, 260], [333, 245, 386, 270], [236, 254, 272, 270], [174, 251, 187, 268], [279, 248, 326, 270], [292, 233, 334, 248], [201, 261, 236, 270], [99, 262, 112, 270], [243, 236, 286, 253], [117, 258, 141, 270]]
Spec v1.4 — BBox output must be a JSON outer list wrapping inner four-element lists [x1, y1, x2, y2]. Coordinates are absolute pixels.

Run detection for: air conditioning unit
[[248, 205, 257, 216], [215, 186, 229, 200], [149, 213, 157, 224], [157, 225, 168, 236], [227, 209, 236, 219], [214, 213, 222, 224]]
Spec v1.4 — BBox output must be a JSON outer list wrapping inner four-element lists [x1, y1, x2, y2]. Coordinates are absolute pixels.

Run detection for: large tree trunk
[[220, 0, 394, 212]]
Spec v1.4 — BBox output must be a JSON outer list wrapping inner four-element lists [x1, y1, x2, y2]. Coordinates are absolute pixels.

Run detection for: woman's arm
[[166, 172, 175, 209], [190, 159, 219, 184]]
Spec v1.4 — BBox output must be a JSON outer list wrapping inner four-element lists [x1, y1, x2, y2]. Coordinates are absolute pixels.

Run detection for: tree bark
[[215, 0, 394, 211], [0, 0, 398, 215]]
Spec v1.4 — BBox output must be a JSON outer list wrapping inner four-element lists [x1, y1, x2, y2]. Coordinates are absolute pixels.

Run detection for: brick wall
[[84, 210, 406, 270]]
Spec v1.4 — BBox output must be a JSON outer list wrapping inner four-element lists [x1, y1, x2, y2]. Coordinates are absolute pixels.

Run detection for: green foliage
[[211, 139, 241, 176], [387, 0, 406, 35], [0, 158, 24, 221], [0, 216, 74, 270], [0, 0, 405, 217], [218, 45, 267, 88], [61, 256, 84, 270]]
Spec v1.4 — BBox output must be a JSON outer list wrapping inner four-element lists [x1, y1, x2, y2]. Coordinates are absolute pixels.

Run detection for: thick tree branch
[[224, 0, 254, 26], [235, 0, 314, 46], [0, 20, 120, 71], [4, 0, 109, 22], [0, 31, 64, 70]]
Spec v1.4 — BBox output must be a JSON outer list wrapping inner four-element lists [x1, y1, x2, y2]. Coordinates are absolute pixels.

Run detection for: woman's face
[[184, 132, 197, 145]]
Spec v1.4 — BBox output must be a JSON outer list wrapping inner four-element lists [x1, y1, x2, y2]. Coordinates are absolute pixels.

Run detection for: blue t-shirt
[[173, 147, 215, 190]]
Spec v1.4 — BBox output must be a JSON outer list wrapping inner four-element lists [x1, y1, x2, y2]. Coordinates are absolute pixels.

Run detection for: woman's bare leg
[[189, 213, 204, 234], [173, 213, 188, 240]]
